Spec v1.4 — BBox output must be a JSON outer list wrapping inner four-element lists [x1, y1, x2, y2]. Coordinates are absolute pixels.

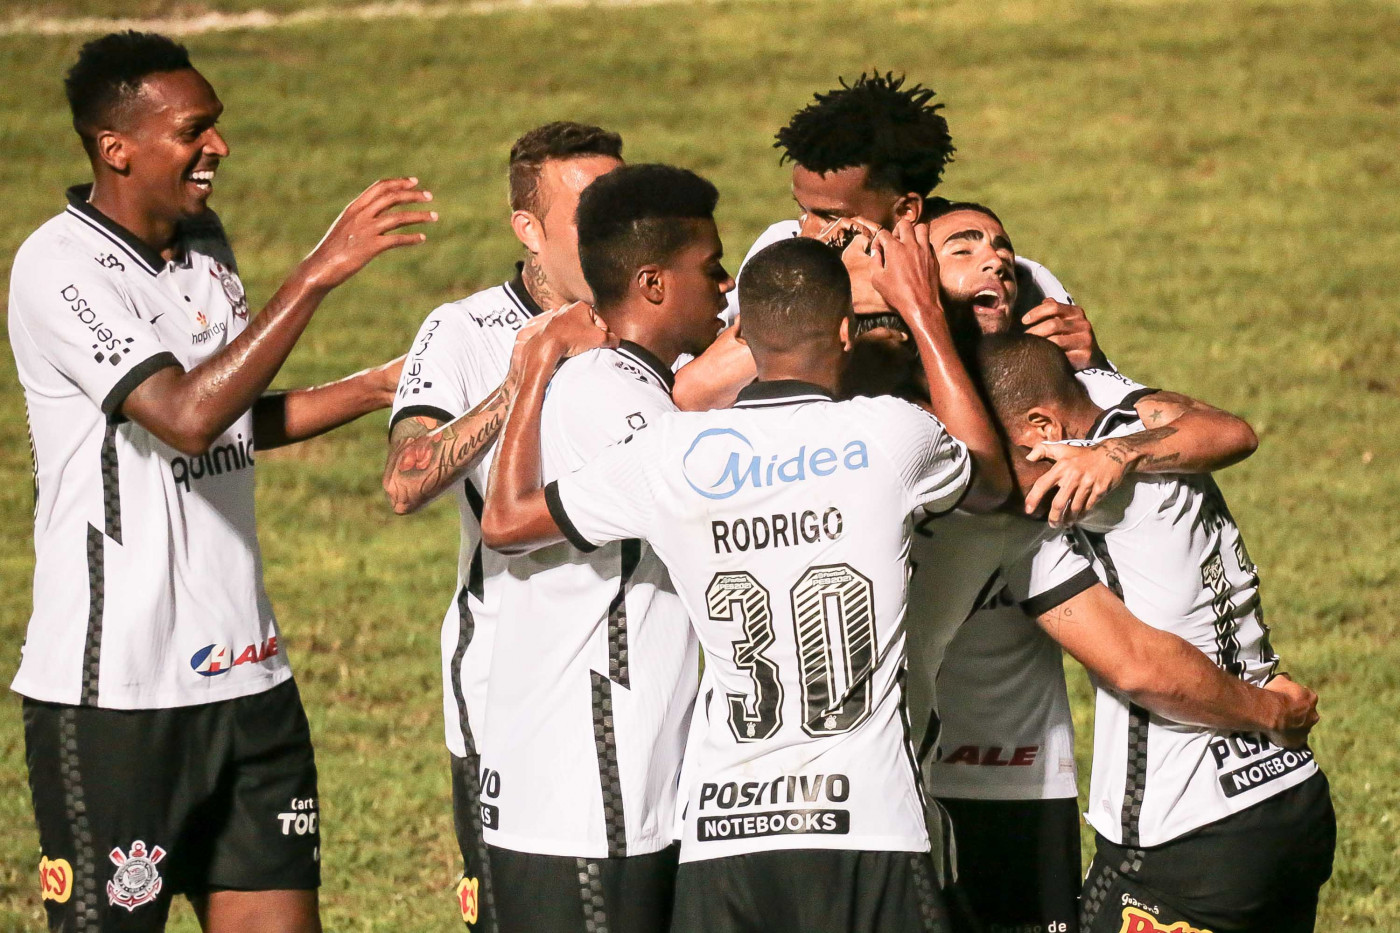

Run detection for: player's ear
[[637, 265, 665, 305], [839, 315, 852, 351], [510, 210, 545, 255], [1025, 407, 1065, 443], [893, 193, 923, 225], [94, 130, 130, 173]]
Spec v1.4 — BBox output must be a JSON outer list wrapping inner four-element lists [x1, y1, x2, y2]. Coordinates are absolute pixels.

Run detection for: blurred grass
[[1, 0, 1398, 929]]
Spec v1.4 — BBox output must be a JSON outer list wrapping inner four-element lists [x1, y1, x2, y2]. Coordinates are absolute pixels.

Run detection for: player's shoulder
[[841, 393, 943, 433], [557, 344, 672, 398], [743, 219, 802, 262], [13, 211, 90, 277], [1014, 254, 1072, 306]]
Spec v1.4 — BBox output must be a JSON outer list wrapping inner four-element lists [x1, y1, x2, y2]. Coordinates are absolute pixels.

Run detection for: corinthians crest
[[212, 263, 248, 320], [107, 840, 166, 911]]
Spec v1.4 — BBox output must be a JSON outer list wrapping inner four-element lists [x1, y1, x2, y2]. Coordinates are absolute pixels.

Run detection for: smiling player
[[10, 32, 430, 933]]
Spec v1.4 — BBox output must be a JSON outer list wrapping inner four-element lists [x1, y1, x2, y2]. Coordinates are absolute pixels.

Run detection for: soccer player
[[471, 163, 732, 932], [483, 224, 1024, 931], [10, 32, 431, 933], [977, 332, 1336, 933], [381, 120, 624, 930]]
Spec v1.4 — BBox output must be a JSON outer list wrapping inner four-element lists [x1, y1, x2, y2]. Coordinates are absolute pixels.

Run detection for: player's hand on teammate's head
[[301, 177, 437, 292], [868, 220, 941, 331], [1023, 439, 1129, 527], [539, 300, 617, 359], [1020, 299, 1104, 371], [1262, 673, 1320, 749]]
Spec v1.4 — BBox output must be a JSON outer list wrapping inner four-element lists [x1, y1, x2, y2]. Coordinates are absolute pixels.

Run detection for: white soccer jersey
[[388, 267, 544, 759], [1074, 409, 1314, 848], [905, 513, 1099, 802], [479, 341, 698, 859], [9, 186, 286, 709], [551, 383, 967, 861]]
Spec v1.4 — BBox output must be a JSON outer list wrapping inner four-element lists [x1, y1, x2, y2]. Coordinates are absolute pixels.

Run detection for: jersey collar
[[65, 184, 174, 277], [504, 262, 547, 317], [616, 340, 675, 394], [734, 379, 834, 408]]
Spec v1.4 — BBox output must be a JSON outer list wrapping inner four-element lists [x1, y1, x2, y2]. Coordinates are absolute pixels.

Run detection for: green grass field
[[1, 0, 1397, 929]]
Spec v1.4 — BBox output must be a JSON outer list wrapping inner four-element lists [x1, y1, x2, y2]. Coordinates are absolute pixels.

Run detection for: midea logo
[[682, 428, 869, 500]]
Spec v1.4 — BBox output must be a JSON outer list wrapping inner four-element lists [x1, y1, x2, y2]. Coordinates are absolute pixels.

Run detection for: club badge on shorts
[[107, 840, 166, 911], [39, 855, 73, 904], [456, 875, 479, 924]]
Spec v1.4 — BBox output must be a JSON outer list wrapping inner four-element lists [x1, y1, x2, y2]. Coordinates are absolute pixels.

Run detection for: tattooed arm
[[1037, 583, 1317, 747], [1025, 390, 1258, 525], [382, 385, 513, 515]]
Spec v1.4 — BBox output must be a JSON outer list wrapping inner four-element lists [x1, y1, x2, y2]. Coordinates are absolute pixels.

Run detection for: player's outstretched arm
[[480, 302, 615, 553], [254, 356, 402, 451], [382, 311, 556, 514], [1038, 583, 1318, 749], [1025, 390, 1259, 525], [867, 220, 1011, 512], [121, 178, 436, 456]]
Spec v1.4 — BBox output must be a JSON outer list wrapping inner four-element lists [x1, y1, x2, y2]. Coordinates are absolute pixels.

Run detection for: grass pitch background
[[1, 0, 1397, 928]]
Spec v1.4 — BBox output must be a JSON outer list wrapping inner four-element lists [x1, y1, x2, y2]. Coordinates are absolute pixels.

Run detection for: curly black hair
[[65, 31, 192, 141], [576, 163, 719, 309], [775, 71, 955, 197]]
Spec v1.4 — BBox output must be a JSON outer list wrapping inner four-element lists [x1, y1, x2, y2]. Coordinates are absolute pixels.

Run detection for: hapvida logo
[[683, 428, 869, 500], [190, 637, 278, 676]]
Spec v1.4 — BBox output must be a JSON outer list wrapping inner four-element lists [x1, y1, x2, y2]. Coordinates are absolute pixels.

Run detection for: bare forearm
[[480, 344, 561, 551], [1115, 411, 1257, 476], [673, 332, 755, 412], [909, 323, 1010, 511], [124, 266, 330, 454], [383, 385, 511, 515], [256, 364, 396, 450]]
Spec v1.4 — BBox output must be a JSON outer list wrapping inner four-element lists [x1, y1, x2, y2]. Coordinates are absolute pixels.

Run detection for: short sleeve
[[723, 221, 802, 327], [9, 251, 179, 417], [1002, 525, 1099, 617], [547, 429, 660, 551], [1075, 368, 1155, 411], [871, 398, 972, 516], [390, 306, 480, 430], [1014, 256, 1074, 307], [541, 354, 677, 476]]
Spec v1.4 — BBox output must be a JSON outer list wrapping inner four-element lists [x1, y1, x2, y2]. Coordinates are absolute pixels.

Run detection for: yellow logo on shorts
[[456, 876, 479, 925], [39, 856, 73, 904], [1119, 907, 1212, 933]]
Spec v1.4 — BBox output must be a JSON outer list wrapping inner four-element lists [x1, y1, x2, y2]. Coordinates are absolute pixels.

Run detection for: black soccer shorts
[[670, 848, 949, 933], [24, 679, 320, 932], [486, 842, 678, 933], [450, 752, 499, 931], [1079, 771, 1335, 933], [939, 796, 1081, 933]]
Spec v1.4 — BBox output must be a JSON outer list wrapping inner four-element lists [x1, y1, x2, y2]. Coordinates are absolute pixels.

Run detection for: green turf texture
[[1, 0, 1397, 929]]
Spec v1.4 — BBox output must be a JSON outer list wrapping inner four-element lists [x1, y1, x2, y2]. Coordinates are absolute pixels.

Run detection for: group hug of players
[[10, 29, 1337, 933]]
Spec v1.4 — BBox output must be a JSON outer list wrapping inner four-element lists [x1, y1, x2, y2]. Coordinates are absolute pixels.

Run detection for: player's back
[[616, 383, 972, 862]]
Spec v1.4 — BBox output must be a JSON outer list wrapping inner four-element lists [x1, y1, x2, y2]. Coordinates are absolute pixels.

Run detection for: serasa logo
[[190, 637, 278, 676], [682, 428, 869, 500]]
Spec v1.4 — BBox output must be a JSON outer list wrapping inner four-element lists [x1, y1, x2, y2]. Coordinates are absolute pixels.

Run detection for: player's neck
[[87, 176, 180, 260], [596, 306, 681, 369], [1063, 400, 1104, 441], [752, 347, 843, 397], [522, 255, 568, 311]]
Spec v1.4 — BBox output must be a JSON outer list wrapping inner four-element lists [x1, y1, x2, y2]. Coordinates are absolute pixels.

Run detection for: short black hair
[[576, 163, 719, 310], [976, 332, 1088, 431], [738, 237, 852, 350], [65, 31, 193, 141], [776, 71, 955, 197], [923, 197, 1003, 227], [508, 121, 624, 215]]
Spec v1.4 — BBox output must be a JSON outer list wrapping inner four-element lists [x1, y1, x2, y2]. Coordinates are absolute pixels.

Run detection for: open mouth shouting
[[186, 163, 217, 197]]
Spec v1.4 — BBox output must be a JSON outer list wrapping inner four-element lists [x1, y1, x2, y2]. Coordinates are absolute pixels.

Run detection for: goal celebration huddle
[[10, 29, 1335, 933]]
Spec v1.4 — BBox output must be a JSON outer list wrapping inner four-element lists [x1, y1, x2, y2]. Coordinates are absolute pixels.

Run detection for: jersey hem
[[483, 829, 676, 860], [930, 784, 1079, 802], [11, 664, 293, 710], [679, 834, 928, 864]]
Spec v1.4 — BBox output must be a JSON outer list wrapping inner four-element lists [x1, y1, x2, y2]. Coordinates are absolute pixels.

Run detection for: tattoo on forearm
[[1098, 426, 1181, 470], [384, 389, 509, 511]]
